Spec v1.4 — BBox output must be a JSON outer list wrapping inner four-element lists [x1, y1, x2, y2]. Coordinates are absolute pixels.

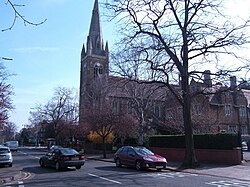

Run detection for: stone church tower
[[79, 0, 109, 125]]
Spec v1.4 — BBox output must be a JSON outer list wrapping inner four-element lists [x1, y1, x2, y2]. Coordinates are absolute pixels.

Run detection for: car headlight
[[162, 158, 167, 162], [143, 157, 153, 162]]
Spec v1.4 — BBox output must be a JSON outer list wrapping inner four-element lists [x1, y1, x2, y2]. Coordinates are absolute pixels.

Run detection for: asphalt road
[[1, 148, 250, 187]]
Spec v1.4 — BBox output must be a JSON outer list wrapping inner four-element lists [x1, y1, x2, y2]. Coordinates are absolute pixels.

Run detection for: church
[[79, 0, 250, 141]]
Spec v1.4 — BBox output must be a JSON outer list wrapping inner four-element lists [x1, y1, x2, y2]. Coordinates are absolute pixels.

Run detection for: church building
[[79, 0, 250, 140]]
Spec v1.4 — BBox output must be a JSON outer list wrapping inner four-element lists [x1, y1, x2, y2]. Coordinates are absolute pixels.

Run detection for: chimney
[[203, 70, 212, 87], [230, 76, 237, 89]]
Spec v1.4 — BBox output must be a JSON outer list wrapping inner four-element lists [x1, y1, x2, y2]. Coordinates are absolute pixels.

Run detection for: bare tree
[[84, 105, 138, 158], [2, 0, 46, 32], [84, 106, 116, 158], [1, 122, 17, 141], [29, 87, 79, 144], [105, 0, 250, 168], [0, 64, 14, 127]]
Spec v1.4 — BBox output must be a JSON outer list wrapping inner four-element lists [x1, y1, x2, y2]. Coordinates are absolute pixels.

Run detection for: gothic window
[[228, 125, 237, 133], [94, 62, 103, 79], [193, 104, 202, 115], [166, 109, 173, 120], [177, 107, 183, 121], [241, 125, 248, 135], [239, 106, 247, 117], [154, 105, 161, 118], [128, 100, 134, 114], [112, 99, 119, 114], [225, 104, 232, 116]]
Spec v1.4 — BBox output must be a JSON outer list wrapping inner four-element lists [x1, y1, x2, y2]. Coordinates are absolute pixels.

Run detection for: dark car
[[114, 146, 167, 171], [39, 148, 85, 171]]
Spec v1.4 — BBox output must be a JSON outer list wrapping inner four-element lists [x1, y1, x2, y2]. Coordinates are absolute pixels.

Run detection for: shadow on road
[[22, 166, 76, 174]]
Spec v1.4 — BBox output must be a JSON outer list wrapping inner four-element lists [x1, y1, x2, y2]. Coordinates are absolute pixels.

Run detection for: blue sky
[[0, 0, 115, 130], [0, 0, 249, 131]]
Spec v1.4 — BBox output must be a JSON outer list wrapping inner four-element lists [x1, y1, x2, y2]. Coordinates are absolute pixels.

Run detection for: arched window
[[94, 62, 103, 79]]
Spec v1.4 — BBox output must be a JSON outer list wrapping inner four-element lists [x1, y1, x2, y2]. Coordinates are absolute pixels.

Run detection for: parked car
[[242, 141, 248, 151], [0, 145, 13, 167], [39, 147, 85, 171], [114, 146, 167, 171], [4, 141, 18, 152]]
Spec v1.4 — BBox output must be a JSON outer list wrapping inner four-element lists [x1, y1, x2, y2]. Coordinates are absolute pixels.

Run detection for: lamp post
[[238, 106, 243, 161]]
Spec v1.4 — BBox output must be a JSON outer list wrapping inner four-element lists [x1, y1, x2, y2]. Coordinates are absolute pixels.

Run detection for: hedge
[[149, 133, 240, 150]]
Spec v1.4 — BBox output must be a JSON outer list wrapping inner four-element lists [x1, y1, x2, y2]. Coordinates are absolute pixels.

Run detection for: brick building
[[79, 0, 250, 139]]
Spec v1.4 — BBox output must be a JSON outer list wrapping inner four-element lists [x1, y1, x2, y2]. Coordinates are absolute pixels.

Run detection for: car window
[[53, 150, 61, 156], [116, 147, 123, 153], [0, 148, 9, 154], [128, 148, 135, 156], [134, 147, 154, 155], [121, 147, 128, 154], [60, 148, 79, 155]]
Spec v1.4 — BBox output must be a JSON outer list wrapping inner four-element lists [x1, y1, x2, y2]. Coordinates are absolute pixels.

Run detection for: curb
[[86, 157, 114, 163], [0, 171, 29, 185]]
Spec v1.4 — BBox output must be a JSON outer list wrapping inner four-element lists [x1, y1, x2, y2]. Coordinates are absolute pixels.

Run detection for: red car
[[114, 146, 167, 171]]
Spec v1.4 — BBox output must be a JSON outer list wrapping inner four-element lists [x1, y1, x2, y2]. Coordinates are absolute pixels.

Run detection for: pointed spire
[[81, 44, 86, 59], [86, 0, 103, 55], [105, 41, 109, 52]]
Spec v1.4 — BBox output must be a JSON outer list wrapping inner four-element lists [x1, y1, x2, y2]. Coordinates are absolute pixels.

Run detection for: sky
[[0, 0, 116, 130], [0, 0, 249, 131]]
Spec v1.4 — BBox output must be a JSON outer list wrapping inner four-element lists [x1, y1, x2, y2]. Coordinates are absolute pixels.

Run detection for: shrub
[[149, 133, 240, 150]]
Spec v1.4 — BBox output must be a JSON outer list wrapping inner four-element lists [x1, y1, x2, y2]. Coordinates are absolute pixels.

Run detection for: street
[[1, 148, 250, 187]]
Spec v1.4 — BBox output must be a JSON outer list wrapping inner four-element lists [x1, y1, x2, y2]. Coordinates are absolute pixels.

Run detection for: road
[[1, 148, 250, 187]]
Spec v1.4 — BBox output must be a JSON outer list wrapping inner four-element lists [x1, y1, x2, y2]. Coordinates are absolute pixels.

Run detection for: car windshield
[[134, 147, 154, 155], [60, 148, 79, 155], [0, 148, 9, 154], [6, 141, 18, 146]]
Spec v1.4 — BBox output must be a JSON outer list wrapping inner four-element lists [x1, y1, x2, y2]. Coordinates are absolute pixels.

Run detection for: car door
[[118, 147, 128, 165], [51, 149, 61, 166], [127, 148, 136, 166], [47, 150, 58, 166], [42, 152, 53, 166]]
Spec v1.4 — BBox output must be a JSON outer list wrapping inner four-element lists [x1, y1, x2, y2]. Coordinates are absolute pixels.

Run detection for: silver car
[[0, 145, 13, 167]]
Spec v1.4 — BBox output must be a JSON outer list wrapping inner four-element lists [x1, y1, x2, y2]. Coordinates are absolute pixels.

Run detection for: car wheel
[[135, 160, 142, 171], [9, 163, 12, 167], [115, 158, 122, 167], [76, 166, 81, 169], [55, 162, 61, 171], [39, 159, 45, 167]]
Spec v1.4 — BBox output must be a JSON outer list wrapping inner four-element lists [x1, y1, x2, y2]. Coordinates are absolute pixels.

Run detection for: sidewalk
[[86, 152, 250, 181]]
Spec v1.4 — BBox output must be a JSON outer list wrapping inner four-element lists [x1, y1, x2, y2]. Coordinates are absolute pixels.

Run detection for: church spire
[[86, 0, 104, 56]]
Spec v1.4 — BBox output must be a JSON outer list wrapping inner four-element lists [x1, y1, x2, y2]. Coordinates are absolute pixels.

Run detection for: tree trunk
[[102, 137, 106, 159], [181, 74, 199, 168]]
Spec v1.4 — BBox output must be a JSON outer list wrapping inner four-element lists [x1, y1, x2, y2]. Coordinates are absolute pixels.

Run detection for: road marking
[[142, 171, 198, 179], [18, 181, 24, 187], [88, 173, 122, 184], [206, 180, 250, 187], [5, 181, 25, 187]]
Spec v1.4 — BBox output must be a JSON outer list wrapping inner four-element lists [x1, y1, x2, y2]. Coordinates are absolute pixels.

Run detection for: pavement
[[1, 148, 250, 185], [87, 152, 250, 181]]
